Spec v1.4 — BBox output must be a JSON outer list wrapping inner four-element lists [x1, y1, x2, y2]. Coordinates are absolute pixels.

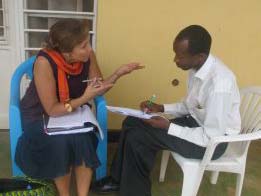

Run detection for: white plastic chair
[[159, 87, 261, 196]]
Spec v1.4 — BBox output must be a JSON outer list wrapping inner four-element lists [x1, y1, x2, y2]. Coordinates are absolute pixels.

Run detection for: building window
[[21, 0, 97, 59], [0, 0, 8, 44]]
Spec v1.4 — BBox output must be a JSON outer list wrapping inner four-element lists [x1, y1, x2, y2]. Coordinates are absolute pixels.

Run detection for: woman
[[15, 18, 143, 196]]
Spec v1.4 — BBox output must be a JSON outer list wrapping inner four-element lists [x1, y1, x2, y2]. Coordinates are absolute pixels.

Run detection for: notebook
[[44, 105, 103, 138]]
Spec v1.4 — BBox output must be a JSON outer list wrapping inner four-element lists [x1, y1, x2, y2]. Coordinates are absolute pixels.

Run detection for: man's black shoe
[[92, 176, 120, 194]]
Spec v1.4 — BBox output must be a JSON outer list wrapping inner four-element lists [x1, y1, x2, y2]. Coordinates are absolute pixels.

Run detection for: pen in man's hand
[[147, 94, 156, 107], [144, 94, 156, 114]]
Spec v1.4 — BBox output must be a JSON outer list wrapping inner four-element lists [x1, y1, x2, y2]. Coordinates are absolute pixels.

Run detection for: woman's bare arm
[[87, 51, 144, 90], [34, 56, 112, 116]]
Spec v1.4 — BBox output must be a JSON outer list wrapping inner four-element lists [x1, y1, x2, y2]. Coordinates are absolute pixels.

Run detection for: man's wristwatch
[[64, 100, 73, 112]]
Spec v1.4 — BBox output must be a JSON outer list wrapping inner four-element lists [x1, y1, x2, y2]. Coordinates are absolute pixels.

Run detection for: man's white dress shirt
[[164, 54, 241, 147]]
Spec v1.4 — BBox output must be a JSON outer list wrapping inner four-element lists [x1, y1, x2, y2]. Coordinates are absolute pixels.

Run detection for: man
[[94, 25, 241, 196]]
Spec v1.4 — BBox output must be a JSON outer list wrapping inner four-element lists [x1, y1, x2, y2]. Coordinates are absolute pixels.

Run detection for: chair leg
[[210, 171, 219, 184], [235, 172, 245, 196], [180, 166, 203, 196], [159, 150, 171, 182]]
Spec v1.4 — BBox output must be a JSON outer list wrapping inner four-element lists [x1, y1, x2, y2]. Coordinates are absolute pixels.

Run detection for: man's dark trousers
[[110, 116, 227, 196]]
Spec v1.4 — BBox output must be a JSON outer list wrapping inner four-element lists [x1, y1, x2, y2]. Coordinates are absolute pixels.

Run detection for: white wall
[[0, 0, 21, 129], [0, 50, 13, 128]]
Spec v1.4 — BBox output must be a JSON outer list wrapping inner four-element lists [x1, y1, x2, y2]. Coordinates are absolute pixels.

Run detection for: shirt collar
[[194, 54, 214, 81]]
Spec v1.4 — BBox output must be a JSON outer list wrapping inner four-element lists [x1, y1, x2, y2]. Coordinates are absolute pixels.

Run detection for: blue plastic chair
[[9, 56, 107, 180]]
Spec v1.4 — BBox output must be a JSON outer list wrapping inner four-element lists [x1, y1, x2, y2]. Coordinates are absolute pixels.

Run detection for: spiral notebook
[[44, 105, 102, 137]]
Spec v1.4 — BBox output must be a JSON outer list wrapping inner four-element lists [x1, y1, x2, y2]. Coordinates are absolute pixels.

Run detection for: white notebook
[[45, 105, 103, 138]]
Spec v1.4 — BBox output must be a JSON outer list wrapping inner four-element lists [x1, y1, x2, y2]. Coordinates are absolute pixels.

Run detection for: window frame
[[0, 0, 9, 44], [19, 0, 98, 60]]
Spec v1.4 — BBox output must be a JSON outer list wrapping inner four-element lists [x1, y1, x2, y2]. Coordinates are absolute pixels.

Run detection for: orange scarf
[[43, 49, 84, 102]]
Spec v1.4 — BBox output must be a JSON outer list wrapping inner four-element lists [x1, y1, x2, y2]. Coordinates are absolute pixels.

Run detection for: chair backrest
[[9, 56, 36, 176], [224, 87, 261, 157], [240, 87, 261, 134], [237, 87, 261, 155]]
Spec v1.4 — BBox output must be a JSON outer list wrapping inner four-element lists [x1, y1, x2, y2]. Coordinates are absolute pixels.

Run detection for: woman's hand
[[103, 62, 144, 85], [143, 116, 170, 130], [114, 63, 144, 78], [140, 101, 164, 113], [82, 78, 113, 101]]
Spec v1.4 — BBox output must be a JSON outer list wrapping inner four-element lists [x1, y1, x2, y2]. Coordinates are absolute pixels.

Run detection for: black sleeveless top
[[20, 50, 90, 126]]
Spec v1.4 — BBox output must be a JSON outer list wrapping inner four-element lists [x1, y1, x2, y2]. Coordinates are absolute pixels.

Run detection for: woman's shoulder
[[34, 50, 57, 74], [34, 55, 52, 69], [36, 49, 57, 67], [33, 53, 55, 77], [35, 55, 49, 64]]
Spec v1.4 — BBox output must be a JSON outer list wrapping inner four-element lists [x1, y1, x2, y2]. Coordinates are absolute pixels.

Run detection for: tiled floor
[[1, 131, 260, 196]]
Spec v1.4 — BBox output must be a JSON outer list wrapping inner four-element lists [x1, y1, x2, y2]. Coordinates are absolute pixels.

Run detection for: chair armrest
[[94, 95, 108, 180], [209, 131, 261, 146], [94, 96, 107, 136], [94, 96, 106, 112], [200, 131, 261, 168]]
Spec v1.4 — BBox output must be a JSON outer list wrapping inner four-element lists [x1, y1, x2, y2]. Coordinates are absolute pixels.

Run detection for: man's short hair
[[175, 25, 212, 55]]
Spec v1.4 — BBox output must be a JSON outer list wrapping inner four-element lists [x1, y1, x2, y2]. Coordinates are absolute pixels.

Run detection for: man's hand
[[143, 116, 170, 130], [140, 101, 164, 113]]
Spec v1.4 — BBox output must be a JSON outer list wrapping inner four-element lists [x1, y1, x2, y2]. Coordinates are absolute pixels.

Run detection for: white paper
[[106, 106, 159, 119], [46, 105, 103, 138], [47, 107, 84, 128]]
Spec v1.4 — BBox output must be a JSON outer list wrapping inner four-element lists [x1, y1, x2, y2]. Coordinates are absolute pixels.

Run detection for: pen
[[144, 94, 156, 114], [147, 94, 156, 107], [82, 77, 103, 83]]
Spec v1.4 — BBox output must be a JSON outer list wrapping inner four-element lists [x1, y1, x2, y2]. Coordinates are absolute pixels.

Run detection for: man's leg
[[117, 116, 207, 196], [97, 115, 227, 195], [110, 117, 142, 182], [91, 119, 135, 193], [118, 116, 227, 196]]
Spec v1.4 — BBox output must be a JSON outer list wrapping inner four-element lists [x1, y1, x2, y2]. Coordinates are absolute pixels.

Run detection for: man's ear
[[198, 53, 208, 64]]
